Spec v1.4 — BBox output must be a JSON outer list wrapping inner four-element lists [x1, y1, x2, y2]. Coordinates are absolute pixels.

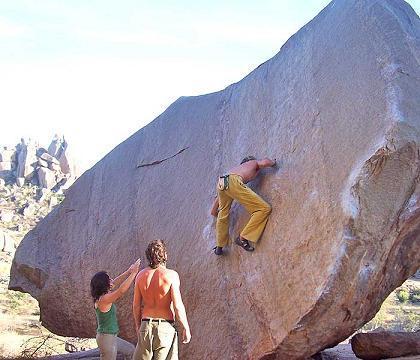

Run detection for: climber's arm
[[210, 197, 219, 217]]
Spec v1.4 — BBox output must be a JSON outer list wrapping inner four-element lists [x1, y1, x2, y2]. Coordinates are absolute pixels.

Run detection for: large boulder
[[9, 0, 420, 359], [351, 331, 420, 359]]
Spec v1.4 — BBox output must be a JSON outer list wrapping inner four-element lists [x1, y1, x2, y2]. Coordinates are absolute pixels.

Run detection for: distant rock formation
[[0, 136, 78, 191], [0, 180, 65, 257], [9, 0, 420, 359]]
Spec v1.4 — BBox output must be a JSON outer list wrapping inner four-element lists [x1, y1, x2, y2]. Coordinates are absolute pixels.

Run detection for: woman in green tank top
[[90, 259, 140, 360]]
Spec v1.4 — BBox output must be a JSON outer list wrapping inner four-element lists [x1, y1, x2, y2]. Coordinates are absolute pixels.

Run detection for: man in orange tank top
[[132, 240, 191, 360]]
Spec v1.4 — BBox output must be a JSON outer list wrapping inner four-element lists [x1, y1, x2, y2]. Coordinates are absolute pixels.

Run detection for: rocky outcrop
[[47, 135, 77, 176], [9, 0, 420, 359], [0, 182, 64, 257], [37, 167, 57, 190], [351, 331, 420, 359], [15, 139, 38, 180], [0, 136, 78, 191]]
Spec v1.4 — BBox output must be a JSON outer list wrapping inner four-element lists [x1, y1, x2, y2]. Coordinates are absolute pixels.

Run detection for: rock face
[[351, 331, 420, 359], [9, 0, 420, 359]]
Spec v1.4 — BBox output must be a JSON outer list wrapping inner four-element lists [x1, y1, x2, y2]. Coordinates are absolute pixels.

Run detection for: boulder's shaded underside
[[9, 0, 420, 359]]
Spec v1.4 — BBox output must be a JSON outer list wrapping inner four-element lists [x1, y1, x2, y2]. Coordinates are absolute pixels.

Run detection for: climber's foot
[[235, 237, 254, 252], [213, 246, 223, 256]]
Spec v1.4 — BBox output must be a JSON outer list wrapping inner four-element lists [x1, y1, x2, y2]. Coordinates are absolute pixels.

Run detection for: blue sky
[[1, 0, 419, 170], [0, 1, 333, 60]]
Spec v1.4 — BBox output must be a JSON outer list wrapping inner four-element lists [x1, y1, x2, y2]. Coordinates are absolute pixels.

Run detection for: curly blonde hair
[[146, 239, 168, 268]]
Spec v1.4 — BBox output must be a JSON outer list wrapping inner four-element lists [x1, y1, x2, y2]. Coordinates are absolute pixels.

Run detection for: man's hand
[[257, 158, 277, 169], [182, 328, 191, 344]]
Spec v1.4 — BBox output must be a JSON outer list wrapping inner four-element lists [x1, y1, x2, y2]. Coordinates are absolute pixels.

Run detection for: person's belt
[[142, 318, 174, 324]]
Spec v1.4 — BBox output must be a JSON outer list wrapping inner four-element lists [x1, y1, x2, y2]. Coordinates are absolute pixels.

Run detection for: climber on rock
[[211, 156, 276, 255]]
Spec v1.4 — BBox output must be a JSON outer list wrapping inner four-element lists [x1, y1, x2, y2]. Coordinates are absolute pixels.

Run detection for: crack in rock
[[136, 147, 189, 168]]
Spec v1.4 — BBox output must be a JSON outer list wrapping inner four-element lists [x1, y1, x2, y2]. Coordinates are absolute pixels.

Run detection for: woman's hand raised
[[129, 259, 141, 274]]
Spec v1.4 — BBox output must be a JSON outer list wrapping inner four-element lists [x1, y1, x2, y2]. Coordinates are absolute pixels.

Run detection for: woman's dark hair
[[146, 239, 168, 269], [240, 156, 256, 164], [90, 271, 111, 301]]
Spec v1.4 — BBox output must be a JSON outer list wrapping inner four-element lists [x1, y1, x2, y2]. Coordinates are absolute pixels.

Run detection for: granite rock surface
[[351, 331, 420, 360]]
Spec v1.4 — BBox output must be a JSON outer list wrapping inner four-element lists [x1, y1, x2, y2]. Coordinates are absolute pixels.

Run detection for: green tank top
[[95, 303, 119, 335]]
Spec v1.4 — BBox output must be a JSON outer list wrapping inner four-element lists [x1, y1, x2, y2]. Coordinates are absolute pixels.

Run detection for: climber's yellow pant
[[216, 174, 271, 247]]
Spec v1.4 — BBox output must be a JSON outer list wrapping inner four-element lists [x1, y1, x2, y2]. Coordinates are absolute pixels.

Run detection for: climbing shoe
[[235, 237, 254, 252], [213, 246, 223, 256]]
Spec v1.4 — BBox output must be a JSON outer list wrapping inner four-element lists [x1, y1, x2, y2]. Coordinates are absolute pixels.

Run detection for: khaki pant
[[216, 174, 271, 247], [96, 333, 135, 360], [132, 320, 178, 360]]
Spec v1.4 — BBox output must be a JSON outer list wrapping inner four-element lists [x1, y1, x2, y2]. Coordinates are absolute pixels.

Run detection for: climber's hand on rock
[[182, 328, 191, 344]]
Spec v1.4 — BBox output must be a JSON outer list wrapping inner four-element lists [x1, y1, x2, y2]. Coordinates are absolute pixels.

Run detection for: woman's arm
[[111, 268, 131, 288], [99, 259, 140, 307]]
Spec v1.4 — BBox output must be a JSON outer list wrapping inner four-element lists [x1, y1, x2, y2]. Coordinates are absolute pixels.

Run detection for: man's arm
[[170, 272, 191, 344], [132, 274, 143, 336], [210, 197, 219, 217], [257, 158, 276, 169]]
